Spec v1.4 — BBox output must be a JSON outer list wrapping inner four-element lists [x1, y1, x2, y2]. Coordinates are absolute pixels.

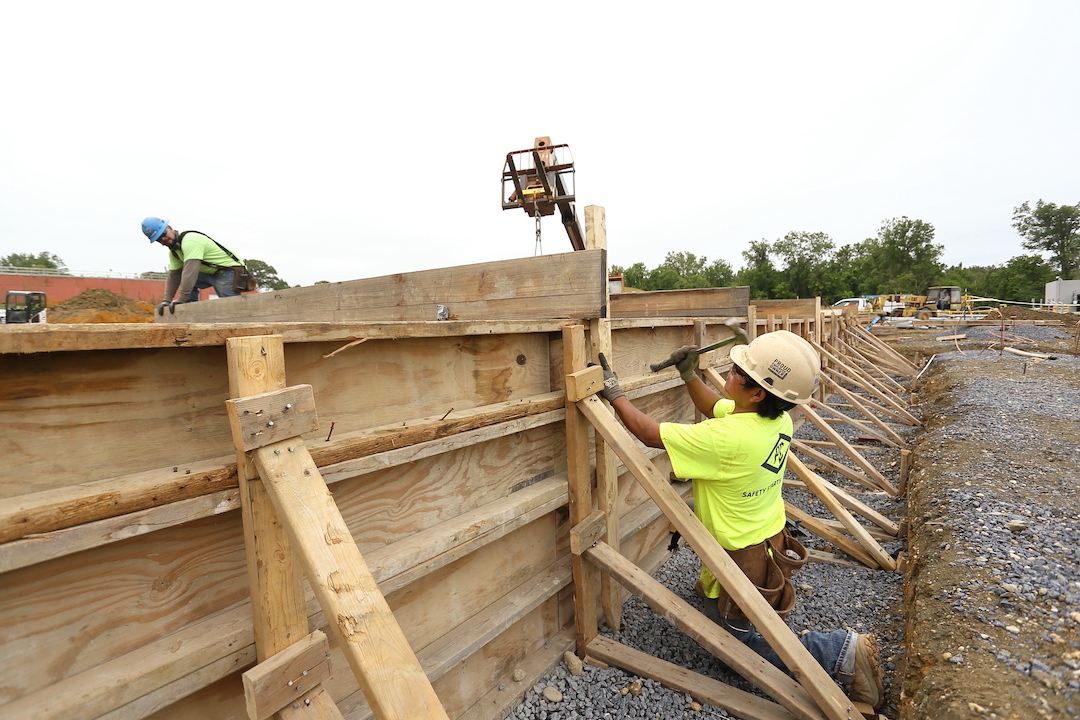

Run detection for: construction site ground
[[881, 307, 1080, 720]]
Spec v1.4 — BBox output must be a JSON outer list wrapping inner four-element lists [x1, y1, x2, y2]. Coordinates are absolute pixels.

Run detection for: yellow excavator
[[501, 137, 585, 251]]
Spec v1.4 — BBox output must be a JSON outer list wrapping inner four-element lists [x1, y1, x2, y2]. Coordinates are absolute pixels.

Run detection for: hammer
[[649, 318, 749, 372]]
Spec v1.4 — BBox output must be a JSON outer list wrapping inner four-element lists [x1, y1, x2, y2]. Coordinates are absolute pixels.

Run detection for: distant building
[[1043, 278, 1080, 312]]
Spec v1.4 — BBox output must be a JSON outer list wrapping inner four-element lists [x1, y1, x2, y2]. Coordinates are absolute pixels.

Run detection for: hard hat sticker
[[768, 359, 792, 379]]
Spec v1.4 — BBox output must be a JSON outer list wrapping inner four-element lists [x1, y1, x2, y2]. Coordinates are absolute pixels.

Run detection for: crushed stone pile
[[48, 288, 154, 323]]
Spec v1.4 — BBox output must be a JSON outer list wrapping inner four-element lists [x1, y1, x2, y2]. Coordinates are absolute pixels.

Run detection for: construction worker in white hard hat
[[596, 329, 885, 709]]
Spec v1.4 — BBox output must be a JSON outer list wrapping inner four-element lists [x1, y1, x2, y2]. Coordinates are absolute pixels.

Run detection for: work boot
[[848, 633, 884, 709]]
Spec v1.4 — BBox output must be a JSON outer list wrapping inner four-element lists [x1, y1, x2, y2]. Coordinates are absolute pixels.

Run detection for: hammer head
[[724, 317, 749, 346]]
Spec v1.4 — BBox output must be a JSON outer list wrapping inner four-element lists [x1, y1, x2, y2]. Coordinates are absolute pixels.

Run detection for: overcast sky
[[1, 2, 1076, 288]]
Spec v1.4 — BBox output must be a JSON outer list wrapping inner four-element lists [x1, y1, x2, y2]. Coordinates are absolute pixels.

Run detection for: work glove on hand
[[670, 345, 700, 383], [156, 301, 170, 316], [168, 300, 184, 314], [596, 352, 625, 403]]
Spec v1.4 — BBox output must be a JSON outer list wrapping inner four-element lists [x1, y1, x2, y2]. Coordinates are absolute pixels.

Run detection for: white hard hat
[[729, 330, 820, 404]]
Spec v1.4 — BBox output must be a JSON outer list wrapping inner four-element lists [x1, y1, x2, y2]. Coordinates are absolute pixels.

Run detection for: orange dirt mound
[[48, 288, 154, 324]]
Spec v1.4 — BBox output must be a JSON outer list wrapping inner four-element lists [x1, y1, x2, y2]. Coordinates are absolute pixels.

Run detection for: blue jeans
[[188, 269, 239, 302], [701, 599, 857, 683]]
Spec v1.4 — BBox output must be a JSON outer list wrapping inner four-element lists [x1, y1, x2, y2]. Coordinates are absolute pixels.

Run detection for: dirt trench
[[884, 314, 1080, 720]]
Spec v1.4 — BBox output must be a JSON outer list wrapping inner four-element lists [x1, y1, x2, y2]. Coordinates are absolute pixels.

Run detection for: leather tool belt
[[708, 528, 808, 621]]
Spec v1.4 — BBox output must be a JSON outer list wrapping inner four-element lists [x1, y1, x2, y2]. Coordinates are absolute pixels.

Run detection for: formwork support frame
[[225, 336, 448, 720]]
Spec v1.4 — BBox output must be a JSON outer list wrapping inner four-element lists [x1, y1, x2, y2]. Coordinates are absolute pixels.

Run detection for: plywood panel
[[611, 287, 749, 318], [0, 513, 248, 702], [332, 425, 562, 551], [0, 333, 552, 499], [0, 346, 235, 497]]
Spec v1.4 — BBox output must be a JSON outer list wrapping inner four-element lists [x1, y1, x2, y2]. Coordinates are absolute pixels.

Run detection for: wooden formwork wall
[[0, 236, 836, 719]]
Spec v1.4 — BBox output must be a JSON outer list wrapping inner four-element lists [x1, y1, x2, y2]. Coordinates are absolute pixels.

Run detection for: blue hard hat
[[142, 217, 170, 243]]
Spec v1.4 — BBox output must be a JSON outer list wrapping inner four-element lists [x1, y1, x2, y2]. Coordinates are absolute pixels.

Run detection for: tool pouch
[[232, 266, 257, 293], [713, 528, 806, 621]]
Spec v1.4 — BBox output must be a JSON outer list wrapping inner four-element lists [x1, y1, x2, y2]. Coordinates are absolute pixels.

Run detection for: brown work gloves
[[597, 353, 625, 403], [669, 345, 700, 382]]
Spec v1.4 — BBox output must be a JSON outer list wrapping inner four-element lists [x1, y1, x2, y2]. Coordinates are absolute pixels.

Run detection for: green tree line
[[612, 199, 1079, 304]]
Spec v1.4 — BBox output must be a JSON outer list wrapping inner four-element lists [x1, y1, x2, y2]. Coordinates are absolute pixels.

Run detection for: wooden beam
[[784, 503, 877, 569], [786, 457, 895, 571], [570, 510, 607, 556], [242, 436, 448, 720], [797, 404, 894, 494], [576, 396, 856, 720], [587, 636, 801, 720], [226, 336, 309, 662], [584, 542, 825, 720], [564, 365, 604, 402], [562, 324, 599, 653], [586, 210, 624, 633]]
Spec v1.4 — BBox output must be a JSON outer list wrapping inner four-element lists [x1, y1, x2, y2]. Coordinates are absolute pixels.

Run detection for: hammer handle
[[649, 338, 734, 373]]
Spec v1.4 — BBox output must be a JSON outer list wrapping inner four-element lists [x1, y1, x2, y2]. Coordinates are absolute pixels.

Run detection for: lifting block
[[243, 630, 334, 720], [227, 385, 319, 452]]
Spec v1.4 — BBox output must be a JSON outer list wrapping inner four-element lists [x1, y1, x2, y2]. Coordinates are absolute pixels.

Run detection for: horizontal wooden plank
[[587, 636, 799, 720], [0, 319, 573, 354], [0, 391, 566, 546], [157, 250, 605, 324], [611, 287, 749, 318]]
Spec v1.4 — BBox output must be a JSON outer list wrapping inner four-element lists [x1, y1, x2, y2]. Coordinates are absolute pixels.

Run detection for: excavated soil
[[879, 309, 1080, 720], [47, 288, 155, 323]]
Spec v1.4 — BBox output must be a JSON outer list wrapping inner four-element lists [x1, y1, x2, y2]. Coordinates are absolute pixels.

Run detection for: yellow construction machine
[[501, 137, 585, 251], [870, 286, 976, 320]]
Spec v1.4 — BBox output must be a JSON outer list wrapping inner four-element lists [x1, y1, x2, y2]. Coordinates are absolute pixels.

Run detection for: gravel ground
[[507, 321, 1080, 720], [901, 345, 1080, 720]]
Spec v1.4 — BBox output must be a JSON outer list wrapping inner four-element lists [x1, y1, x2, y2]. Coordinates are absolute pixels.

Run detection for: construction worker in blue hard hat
[[141, 217, 254, 315]]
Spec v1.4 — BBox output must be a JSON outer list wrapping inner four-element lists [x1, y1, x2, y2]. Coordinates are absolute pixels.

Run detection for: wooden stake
[[586, 207, 624, 632], [562, 324, 600, 652], [898, 449, 911, 495], [226, 336, 308, 661]]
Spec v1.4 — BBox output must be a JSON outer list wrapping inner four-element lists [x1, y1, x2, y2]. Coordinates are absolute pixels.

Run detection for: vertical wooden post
[[746, 305, 758, 342], [899, 448, 912, 495], [227, 336, 308, 661], [585, 205, 623, 632], [563, 323, 599, 652]]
